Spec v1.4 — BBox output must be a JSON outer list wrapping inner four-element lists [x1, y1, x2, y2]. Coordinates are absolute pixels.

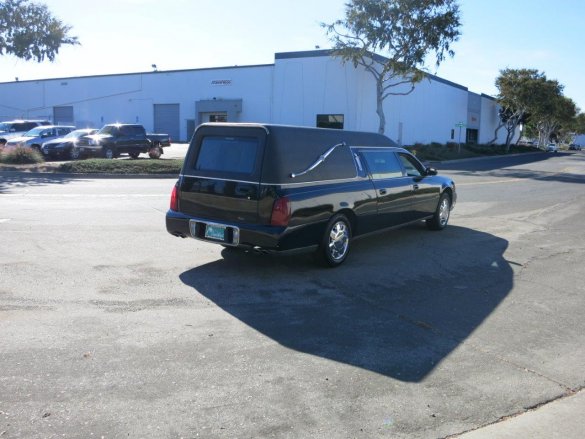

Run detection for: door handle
[[413, 184, 419, 191], [379, 189, 387, 195]]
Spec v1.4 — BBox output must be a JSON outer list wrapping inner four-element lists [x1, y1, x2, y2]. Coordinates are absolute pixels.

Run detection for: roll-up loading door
[[53, 106, 74, 125], [154, 104, 180, 141]]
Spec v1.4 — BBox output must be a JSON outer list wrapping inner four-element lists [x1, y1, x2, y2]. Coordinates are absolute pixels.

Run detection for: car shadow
[[0, 172, 80, 194], [436, 152, 585, 185], [179, 224, 512, 382], [435, 151, 557, 172]]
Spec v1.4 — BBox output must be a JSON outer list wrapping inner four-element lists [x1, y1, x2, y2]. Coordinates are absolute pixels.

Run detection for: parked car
[[4, 125, 75, 152], [79, 124, 171, 159], [568, 144, 582, 151], [166, 123, 456, 267], [0, 120, 51, 146], [545, 143, 558, 153], [41, 128, 98, 159]]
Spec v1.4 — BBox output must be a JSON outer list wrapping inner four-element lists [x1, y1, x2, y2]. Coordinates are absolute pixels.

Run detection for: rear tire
[[148, 145, 162, 159], [318, 214, 352, 267], [426, 193, 451, 231]]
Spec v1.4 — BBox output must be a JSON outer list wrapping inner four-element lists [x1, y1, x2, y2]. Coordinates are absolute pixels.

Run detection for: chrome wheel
[[438, 197, 450, 227], [319, 214, 352, 267], [70, 147, 80, 160], [328, 221, 350, 261], [103, 147, 115, 159], [427, 193, 451, 231]]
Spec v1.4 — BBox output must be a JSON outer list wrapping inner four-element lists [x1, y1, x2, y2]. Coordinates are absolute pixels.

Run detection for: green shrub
[[0, 147, 45, 164], [58, 158, 183, 174]]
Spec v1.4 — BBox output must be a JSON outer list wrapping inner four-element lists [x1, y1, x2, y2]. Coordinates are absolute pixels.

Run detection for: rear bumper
[[166, 210, 323, 253]]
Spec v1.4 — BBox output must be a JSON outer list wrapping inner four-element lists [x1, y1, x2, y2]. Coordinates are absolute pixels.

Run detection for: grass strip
[[57, 158, 184, 174]]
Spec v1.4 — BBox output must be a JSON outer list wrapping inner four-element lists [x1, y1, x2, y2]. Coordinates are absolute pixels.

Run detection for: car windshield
[[97, 125, 118, 135], [23, 127, 47, 137], [0, 123, 11, 132], [65, 129, 93, 139]]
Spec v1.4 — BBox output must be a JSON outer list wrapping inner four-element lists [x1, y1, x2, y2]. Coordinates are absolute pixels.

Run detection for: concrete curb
[[0, 169, 179, 179]]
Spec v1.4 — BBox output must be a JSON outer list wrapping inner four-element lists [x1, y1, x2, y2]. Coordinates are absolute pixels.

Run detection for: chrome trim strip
[[179, 174, 364, 187]]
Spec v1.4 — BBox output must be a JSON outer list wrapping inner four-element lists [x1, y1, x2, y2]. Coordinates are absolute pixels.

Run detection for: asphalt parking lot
[[1, 152, 584, 438]]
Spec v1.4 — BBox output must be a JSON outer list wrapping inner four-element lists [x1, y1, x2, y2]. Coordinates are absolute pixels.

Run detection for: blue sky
[[1, 0, 584, 111]]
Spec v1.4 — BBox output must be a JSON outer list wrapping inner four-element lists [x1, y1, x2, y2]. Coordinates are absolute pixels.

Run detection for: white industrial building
[[0, 49, 505, 145]]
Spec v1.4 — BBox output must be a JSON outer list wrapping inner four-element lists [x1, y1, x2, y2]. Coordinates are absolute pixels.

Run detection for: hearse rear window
[[194, 136, 259, 174]]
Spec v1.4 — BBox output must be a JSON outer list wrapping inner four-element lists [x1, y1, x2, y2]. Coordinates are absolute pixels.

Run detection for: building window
[[317, 114, 344, 129]]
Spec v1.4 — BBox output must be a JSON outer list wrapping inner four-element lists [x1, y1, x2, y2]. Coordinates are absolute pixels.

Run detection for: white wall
[[0, 65, 273, 141], [479, 95, 508, 144], [381, 77, 468, 145], [271, 55, 361, 129], [272, 54, 470, 145], [0, 51, 505, 145]]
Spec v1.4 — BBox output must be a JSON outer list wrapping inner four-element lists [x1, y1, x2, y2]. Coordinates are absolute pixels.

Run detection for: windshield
[[0, 123, 11, 132], [23, 127, 47, 137], [97, 125, 118, 135], [65, 129, 94, 139]]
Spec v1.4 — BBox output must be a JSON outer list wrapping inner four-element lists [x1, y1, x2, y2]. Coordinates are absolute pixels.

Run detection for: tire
[[102, 146, 116, 159], [148, 145, 162, 159], [69, 146, 81, 160], [129, 152, 140, 159], [426, 192, 451, 231], [318, 214, 352, 267], [31, 144, 41, 153]]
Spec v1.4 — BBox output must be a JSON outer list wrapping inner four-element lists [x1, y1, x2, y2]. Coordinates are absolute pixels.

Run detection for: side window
[[119, 126, 129, 136], [360, 150, 404, 179], [398, 153, 424, 177]]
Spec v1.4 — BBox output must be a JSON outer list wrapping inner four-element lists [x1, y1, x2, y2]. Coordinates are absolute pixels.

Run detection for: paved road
[[0, 151, 584, 438]]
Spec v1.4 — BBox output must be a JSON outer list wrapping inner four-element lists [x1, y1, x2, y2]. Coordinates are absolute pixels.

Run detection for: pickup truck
[[79, 123, 171, 159]]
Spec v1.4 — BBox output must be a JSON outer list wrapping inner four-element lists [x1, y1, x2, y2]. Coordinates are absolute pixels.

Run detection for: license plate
[[204, 224, 226, 241]]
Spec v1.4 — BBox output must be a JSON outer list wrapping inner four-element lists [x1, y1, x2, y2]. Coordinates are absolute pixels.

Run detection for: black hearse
[[166, 123, 456, 266]]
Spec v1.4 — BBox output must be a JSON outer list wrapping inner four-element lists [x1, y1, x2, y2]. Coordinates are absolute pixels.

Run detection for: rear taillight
[[170, 184, 179, 211], [270, 196, 291, 226]]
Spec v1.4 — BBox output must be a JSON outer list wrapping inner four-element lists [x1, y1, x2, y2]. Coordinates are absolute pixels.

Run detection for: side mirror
[[426, 167, 438, 176]]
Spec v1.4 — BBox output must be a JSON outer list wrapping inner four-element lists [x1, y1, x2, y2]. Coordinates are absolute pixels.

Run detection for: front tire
[[69, 146, 81, 160], [318, 214, 352, 267], [102, 146, 116, 159], [129, 152, 140, 159], [426, 193, 451, 230]]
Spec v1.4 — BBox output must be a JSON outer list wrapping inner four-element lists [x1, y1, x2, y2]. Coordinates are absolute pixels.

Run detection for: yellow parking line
[[458, 178, 526, 186]]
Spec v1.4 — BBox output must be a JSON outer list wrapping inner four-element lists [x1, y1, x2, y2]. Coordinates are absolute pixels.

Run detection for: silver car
[[4, 125, 75, 152]]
